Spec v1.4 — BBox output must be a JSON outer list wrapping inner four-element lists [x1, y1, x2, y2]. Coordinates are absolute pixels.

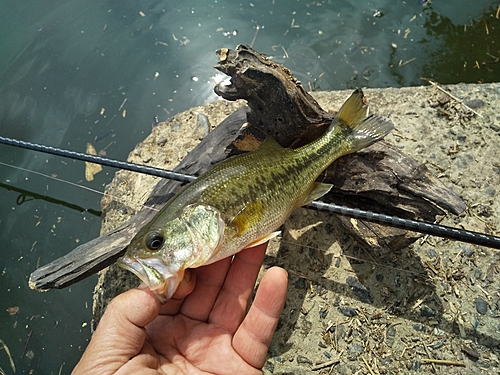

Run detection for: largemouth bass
[[118, 89, 393, 302]]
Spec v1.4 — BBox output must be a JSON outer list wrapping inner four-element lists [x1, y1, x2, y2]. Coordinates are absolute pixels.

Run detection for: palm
[[147, 315, 258, 374]]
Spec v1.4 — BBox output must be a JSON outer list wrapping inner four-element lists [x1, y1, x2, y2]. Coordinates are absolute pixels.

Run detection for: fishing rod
[[0, 136, 195, 183], [1, 135, 499, 250]]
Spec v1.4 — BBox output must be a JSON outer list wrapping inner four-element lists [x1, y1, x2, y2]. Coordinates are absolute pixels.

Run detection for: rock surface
[[94, 83, 500, 374]]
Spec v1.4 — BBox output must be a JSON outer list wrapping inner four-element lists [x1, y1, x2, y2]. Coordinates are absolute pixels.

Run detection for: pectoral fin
[[246, 231, 281, 248], [231, 199, 266, 236], [300, 182, 333, 206]]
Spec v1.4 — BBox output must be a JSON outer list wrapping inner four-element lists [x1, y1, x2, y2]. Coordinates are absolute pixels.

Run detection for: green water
[[0, 0, 498, 373]]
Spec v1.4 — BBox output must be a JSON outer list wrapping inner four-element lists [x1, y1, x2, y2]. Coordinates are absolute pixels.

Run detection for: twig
[[20, 329, 33, 360], [118, 98, 127, 111], [423, 342, 438, 373], [361, 356, 376, 375], [311, 358, 340, 371], [250, 25, 260, 48], [421, 358, 466, 367], [399, 57, 416, 67], [421, 78, 483, 118], [0, 339, 16, 373]]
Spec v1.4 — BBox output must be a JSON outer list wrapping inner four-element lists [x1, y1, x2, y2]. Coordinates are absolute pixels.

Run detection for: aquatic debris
[[85, 143, 102, 181], [0, 339, 15, 373]]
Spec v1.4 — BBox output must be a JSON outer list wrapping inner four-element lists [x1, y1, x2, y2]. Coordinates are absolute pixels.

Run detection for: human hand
[[72, 242, 288, 374]]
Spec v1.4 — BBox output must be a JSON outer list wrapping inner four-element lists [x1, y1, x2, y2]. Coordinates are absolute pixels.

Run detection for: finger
[[208, 242, 268, 333], [233, 266, 288, 369], [160, 269, 197, 315], [73, 288, 161, 374], [177, 256, 233, 321]]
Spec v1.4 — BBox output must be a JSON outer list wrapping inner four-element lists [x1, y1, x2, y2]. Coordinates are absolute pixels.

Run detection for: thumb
[[73, 287, 161, 374]]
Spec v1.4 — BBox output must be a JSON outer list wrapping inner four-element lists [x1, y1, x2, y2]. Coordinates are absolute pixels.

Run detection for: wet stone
[[347, 343, 364, 359], [380, 357, 393, 366], [420, 305, 436, 317], [412, 323, 425, 332], [430, 340, 445, 349], [490, 123, 500, 132], [194, 112, 210, 138], [464, 98, 485, 109], [273, 356, 285, 364], [462, 246, 475, 257], [427, 248, 437, 258], [474, 267, 482, 280], [474, 296, 488, 315], [156, 136, 168, 146], [386, 324, 397, 337], [385, 325, 396, 348], [293, 277, 307, 290], [346, 276, 373, 303], [296, 355, 313, 365], [485, 187, 496, 196], [410, 361, 422, 370], [454, 153, 474, 169], [338, 306, 358, 317], [319, 308, 328, 319], [462, 345, 480, 361], [264, 360, 275, 373]]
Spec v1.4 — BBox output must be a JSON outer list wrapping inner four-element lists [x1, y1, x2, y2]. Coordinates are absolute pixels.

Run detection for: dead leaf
[[85, 143, 102, 181], [233, 133, 260, 151], [7, 306, 19, 315]]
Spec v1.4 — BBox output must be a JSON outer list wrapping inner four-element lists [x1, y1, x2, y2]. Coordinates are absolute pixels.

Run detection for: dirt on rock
[[94, 84, 500, 374]]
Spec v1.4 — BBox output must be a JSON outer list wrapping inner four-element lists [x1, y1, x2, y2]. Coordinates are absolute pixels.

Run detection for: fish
[[117, 89, 394, 302]]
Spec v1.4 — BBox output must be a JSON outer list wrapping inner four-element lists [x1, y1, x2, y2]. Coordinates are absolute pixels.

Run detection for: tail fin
[[333, 89, 394, 151]]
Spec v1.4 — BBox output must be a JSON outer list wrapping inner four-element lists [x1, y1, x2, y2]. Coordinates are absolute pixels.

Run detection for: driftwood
[[29, 44, 465, 291]]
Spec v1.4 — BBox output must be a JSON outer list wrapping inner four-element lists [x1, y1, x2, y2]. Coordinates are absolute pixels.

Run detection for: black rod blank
[[0, 136, 195, 183]]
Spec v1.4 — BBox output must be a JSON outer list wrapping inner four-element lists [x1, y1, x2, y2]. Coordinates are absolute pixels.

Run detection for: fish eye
[[145, 231, 164, 251]]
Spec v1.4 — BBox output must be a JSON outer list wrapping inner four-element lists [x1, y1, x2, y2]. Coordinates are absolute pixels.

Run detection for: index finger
[[208, 242, 268, 332]]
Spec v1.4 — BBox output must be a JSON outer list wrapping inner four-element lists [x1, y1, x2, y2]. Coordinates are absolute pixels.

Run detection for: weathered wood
[[323, 141, 466, 253], [29, 44, 465, 290], [214, 44, 332, 149]]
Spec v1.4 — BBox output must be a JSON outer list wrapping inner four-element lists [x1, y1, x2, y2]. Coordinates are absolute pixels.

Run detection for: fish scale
[[118, 89, 394, 302]]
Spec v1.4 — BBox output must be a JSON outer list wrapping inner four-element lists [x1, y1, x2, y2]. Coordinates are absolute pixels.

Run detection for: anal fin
[[300, 182, 333, 206]]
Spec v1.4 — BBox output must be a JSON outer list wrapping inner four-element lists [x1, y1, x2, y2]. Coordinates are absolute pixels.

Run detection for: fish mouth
[[117, 256, 180, 303]]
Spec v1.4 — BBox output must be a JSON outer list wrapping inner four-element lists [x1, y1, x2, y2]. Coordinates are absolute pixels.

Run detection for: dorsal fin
[[255, 137, 287, 152], [335, 88, 369, 129]]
